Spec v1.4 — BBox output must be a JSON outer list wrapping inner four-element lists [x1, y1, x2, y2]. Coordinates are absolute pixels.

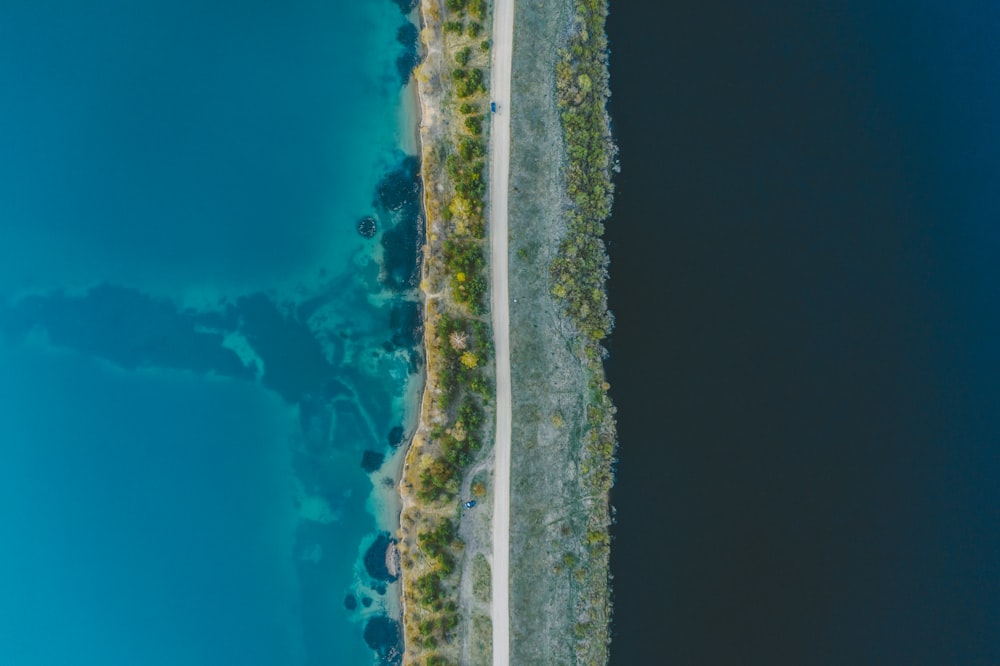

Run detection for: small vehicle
[[464, 500, 477, 509], [490, 101, 498, 113]]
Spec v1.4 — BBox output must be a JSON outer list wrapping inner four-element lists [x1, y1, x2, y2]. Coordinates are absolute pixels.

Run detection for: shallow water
[[0, 1, 422, 663]]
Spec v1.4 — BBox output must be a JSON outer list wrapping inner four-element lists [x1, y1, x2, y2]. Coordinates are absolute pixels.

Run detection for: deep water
[[607, 2, 1000, 664], [0, 1, 422, 664]]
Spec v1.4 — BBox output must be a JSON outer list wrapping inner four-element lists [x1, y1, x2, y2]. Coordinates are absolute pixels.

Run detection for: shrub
[[458, 136, 484, 161], [550, 0, 616, 357], [455, 68, 486, 97], [464, 114, 483, 134], [468, 0, 486, 21], [426, 656, 453, 666]]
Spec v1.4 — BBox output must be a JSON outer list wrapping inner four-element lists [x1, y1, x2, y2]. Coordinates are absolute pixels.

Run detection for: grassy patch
[[472, 613, 493, 665], [401, 0, 497, 661], [471, 553, 491, 603]]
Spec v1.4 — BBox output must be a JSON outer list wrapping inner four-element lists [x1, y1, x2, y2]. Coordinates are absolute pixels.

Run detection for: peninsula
[[398, 0, 616, 662]]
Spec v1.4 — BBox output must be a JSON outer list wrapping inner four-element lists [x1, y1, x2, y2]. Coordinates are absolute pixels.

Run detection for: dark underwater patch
[[364, 532, 398, 582], [233, 293, 336, 403], [363, 615, 402, 665], [396, 23, 421, 85], [390, 0, 418, 14], [378, 156, 424, 292], [361, 450, 385, 473], [0, 284, 253, 381], [358, 215, 377, 238], [376, 155, 420, 212], [389, 300, 422, 349], [388, 425, 405, 448], [344, 594, 357, 611]]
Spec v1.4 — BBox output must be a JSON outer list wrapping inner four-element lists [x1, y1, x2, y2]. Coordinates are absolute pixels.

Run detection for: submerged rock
[[385, 540, 401, 579], [376, 156, 420, 212], [390, 300, 422, 349], [364, 616, 402, 665], [358, 216, 377, 238], [396, 24, 420, 85], [377, 156, 423, 290], [364, 532, 399, 582], [390, 0, 418, 13], [361, 450, 385, 473]]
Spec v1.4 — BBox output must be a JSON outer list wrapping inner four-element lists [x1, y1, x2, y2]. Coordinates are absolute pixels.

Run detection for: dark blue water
[[0, 1, 422, 664], [607, 2, 1000, 664]]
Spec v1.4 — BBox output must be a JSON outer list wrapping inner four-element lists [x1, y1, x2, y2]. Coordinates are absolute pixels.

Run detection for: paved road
[[488, 0, 514, 663]]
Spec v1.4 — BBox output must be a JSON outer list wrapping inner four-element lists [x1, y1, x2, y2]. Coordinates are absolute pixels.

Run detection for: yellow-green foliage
[[551, 6, 618, 609], [550, 0, 616, 360], [408, 4, 496, 651], [460, 351, 479, 368]]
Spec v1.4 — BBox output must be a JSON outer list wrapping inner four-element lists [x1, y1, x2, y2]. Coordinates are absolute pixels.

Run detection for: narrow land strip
[[399, 1, 500, 661], [488, 0, 514, 663], [505, 0, 616, 662]]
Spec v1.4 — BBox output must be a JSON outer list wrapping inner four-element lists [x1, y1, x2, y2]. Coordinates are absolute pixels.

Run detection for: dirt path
[[488, 0, 514, 663]]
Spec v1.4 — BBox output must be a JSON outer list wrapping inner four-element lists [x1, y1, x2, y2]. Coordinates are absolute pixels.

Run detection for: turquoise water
[[0, 1, 421, 664]]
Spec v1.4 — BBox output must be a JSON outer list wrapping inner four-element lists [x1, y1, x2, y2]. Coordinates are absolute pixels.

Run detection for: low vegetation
[[400, 0, 495, 663], [551, 0, 616, 363], [405, 0, 618, 661], [549, 0, 619, 661], [551, 0, 618, 495]]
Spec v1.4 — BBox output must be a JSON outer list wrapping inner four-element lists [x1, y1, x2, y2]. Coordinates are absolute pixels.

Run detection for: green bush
[[455, 68, 486, 97], [468, 0, 486, 21], [458, 136, 485, 161], [550, 0, 616, 353], [464, 114, 483, 134], [407, 0, 501, 649]]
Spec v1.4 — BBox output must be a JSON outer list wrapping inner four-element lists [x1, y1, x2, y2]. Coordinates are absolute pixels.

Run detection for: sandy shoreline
[[395, 1, 494, 662], [390, 0, 514, 661], [393, 2, 435, 659], [360, 5, 430, 647]]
